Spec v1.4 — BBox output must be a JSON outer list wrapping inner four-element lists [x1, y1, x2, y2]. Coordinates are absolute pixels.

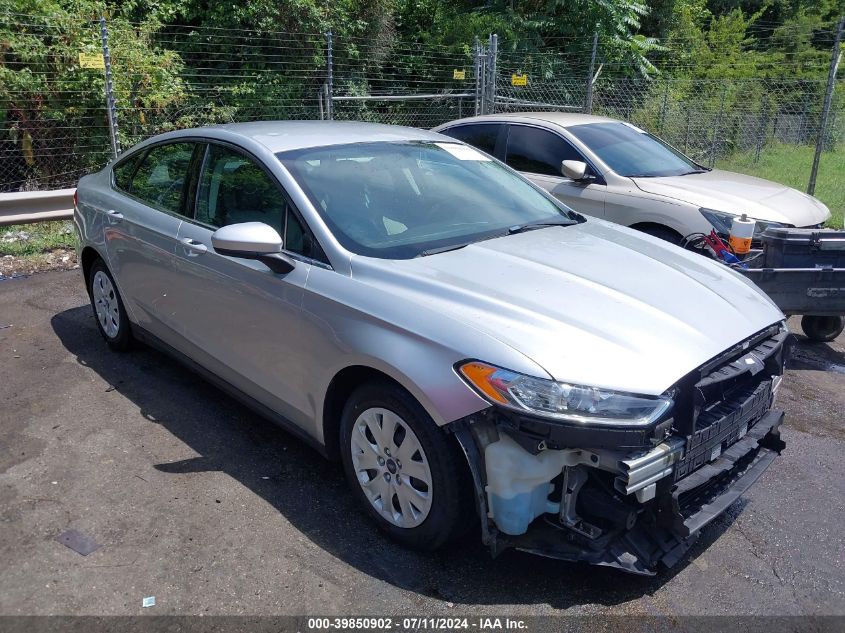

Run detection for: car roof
[[435, 112, 619, 129], [145, 120, 447, 154]]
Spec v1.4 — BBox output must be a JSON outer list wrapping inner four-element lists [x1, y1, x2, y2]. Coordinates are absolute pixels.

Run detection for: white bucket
[[729, 214, 755, 254]]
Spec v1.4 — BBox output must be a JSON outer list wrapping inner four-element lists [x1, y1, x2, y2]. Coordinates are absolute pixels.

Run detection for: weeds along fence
[[1, 12, 842, 194]]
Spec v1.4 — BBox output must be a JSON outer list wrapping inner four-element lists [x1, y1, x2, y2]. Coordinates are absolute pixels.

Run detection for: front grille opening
[[674, 380, 772, 481], [696, 376, 769, 430], [690, 329, 786, 433]]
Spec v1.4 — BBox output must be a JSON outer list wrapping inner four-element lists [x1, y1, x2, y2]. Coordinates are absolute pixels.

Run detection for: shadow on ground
[[787, 332, 845, 373], [52, 304, 741, 609]]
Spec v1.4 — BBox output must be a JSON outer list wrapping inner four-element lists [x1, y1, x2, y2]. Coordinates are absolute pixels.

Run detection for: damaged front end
[[451, 325, 789, 576]]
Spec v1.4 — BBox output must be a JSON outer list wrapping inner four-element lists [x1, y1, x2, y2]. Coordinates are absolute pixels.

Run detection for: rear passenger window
[[505, 126, 584, 176], [130, 143, 195, 214], [112, 155, 138, 192], [439, 123, 501, 156]]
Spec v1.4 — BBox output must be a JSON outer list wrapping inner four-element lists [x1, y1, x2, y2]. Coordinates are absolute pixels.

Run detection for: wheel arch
[[319, 357, 487, 461], [80, 246, 105, 295], [322, 365, 419, 461], [80, 245, 139, 325], [629, 222, 685, 242]]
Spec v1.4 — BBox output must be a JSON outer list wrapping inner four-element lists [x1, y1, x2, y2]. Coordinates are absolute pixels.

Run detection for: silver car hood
[[632, 169, 830, 227], [352, 220, 783, 396]]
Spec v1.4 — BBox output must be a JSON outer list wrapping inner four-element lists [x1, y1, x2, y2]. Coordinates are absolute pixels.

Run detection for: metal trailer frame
[[740, 266, 845, 341], [737, 229, 845, 341]]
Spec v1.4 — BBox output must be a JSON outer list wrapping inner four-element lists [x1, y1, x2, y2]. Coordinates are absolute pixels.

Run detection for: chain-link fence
[[331, 35, 478, 128], [124, 25, 328, 144], [496, 73, 840, 167], [0, 14, 113, 192], [0, 14, 329, 191], [1, 12, 843, 201]]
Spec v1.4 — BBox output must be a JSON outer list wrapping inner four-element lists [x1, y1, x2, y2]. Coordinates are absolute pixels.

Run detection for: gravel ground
[[0, 249, 77, 279], [0, 269, 844, 616], [0, 221, 78, 279]]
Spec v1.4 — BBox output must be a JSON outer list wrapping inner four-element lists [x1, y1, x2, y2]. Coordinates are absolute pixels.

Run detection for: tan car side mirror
[[561, 160, 589, 180]]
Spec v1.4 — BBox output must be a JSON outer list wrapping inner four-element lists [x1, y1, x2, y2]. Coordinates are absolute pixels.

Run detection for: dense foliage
[[0, 0, 842, 190], [109, 0, 845, 78]]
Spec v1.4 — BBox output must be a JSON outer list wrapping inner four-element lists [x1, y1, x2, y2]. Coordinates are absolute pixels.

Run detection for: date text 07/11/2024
[[305, 617, 529, 631]]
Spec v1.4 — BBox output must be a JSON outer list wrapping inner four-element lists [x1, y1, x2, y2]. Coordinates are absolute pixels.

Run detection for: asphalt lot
[[1, 268, 844, 616]]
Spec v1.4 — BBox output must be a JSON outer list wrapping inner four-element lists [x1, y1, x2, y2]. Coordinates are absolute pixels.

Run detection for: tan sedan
[[434, 113, 831, 243]]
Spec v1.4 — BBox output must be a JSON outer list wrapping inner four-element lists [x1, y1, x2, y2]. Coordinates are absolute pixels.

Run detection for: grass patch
[[717, 144, 845, 229], [0, 220, 77, 257]]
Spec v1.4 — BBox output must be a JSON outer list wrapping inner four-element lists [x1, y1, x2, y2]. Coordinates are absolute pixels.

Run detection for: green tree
[[0, 0, 185, 188]]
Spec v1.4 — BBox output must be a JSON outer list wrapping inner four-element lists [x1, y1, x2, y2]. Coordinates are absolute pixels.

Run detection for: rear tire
[[800, 315, 844, 343], [339, 381, 473, 550], [88, 259, 132, 351]]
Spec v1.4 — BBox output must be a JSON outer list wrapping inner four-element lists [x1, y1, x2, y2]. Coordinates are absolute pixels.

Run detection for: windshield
[[276, 141, 577, 259], [567, 122, 702, 178]]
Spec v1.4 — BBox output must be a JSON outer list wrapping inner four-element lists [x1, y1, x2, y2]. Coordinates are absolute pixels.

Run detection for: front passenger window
[[505, 126, 584, 177], [196, 145, 285, 230], [197, 145, 326, 262]]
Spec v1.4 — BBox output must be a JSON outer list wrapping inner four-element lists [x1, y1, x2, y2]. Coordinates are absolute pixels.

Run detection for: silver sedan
[[75, 121, 787, 574]]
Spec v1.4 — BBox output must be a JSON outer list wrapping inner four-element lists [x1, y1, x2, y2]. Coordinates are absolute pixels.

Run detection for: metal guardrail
[[0, 189, 75, 227]]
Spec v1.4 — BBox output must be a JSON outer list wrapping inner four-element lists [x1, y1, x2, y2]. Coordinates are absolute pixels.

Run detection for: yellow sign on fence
[[78, 53, 105, 69], [453, 69, 466, 80], [511, 73, 528, 87]]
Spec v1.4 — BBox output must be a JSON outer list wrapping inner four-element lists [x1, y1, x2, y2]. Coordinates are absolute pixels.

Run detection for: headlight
[[698, 208, 734, 236], [699, 208, 786, 237], [751, 218, 788, 236], [457, 361, 673, 427]]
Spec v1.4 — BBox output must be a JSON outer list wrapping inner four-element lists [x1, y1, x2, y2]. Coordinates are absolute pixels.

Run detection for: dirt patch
[[0, 248, 78, 279]]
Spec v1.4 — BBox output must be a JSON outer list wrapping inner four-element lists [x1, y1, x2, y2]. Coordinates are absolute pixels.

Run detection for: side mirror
[[561, 160, 589, 181], [211, 222, 295, 274]]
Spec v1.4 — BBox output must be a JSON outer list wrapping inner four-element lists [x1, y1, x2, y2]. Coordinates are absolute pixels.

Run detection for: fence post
[[325, 31, 334, 121], [585, 31, 598, 114], [808, 16, 844, 196], [658, 79, 669, 132], [99, 17, 120, 158], [709, 86, 727, 168], [754, 93, 769, 163], [474, 37, 484, 116], [485, 34, 498, 114]]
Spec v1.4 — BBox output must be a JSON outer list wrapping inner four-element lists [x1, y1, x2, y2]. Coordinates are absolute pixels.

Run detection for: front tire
[[637, 225, 683, 245], [88, 259, 132, 351], [339, 381, 472, 550]]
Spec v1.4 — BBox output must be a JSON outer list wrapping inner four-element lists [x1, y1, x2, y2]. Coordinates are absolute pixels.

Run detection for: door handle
[[180, 237, 208, 254], [107, 209, 123, 223]]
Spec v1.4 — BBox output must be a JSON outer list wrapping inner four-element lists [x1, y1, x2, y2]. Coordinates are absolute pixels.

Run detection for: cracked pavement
[[1, 269, 844, 615]]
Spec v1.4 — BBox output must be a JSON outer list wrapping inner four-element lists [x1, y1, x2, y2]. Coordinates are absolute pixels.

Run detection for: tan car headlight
[[699, 208, 787, 237]]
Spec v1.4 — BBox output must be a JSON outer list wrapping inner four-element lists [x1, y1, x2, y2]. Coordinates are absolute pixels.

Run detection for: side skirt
[[130, 324, 331, 459]]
